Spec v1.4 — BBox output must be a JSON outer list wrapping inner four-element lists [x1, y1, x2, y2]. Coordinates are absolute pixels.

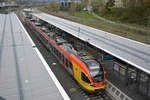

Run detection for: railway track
[[75, 85, 111, 100], [18, 13, 113, 100]]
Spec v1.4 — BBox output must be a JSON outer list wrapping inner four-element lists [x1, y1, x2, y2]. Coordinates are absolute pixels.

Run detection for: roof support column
[[125, 64, 129, 86], [146, 75, 150, 95], [136, 70, 141, 91]]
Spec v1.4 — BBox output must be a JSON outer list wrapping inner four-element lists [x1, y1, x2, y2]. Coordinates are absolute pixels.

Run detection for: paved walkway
[[0, 13, 69, 100]]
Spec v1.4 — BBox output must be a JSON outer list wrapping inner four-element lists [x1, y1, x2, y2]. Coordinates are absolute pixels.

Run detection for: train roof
[[48, 32, 55, 37], [85, 59, 100, 70], [77, 51, 100, 69], [53, 36, 100, 70], [30, 18, 36, 21], [34, 22, 41, 26], [55, 37, 67, 45], [62, 43, 77, 55], [78, 51, 94, 60]]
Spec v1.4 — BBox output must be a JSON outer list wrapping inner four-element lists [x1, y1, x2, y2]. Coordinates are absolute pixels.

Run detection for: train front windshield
[[86, 60, 103, 82]]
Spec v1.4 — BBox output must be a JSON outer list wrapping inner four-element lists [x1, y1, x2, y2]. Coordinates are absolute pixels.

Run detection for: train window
[[55, 48, 57, 54], [53, 47, 55, 52], [65, 58, 68, 66], [53, 48, 55, 52], [69, 62, 73, 70], [48, 43, 51, 49], [56, 49, 59, 57], [81, 72, 91, 83], [62, 55, 65, 64], [58, 52, 61, 59], [52, 47, 54, 52], [50, 43, 53, 47]]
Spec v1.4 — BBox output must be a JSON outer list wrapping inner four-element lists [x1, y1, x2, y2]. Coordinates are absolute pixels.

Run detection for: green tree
[[105, 0, 115, 11], [69, 2, 76, 15], [109, 0, 115, 7], [80, 0, 87, 10], [91, 0, 105, 13], [76, 3, 82, 11], [123, 0, 146, 8], [49, 1, 59, 12], [69, 2, 83, 15]]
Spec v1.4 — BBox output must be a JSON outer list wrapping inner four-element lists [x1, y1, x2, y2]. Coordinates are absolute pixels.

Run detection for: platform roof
[[0, 13, 69, 100], [32, 13, 150, 74]]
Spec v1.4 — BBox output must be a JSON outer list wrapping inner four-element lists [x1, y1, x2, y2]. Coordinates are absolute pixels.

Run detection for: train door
[[48, 42, 52, 52], [66, 59, 73, 76], [62, 54, 65, 66], [72, 63, 80, 81], [61, 55, 73, 75]]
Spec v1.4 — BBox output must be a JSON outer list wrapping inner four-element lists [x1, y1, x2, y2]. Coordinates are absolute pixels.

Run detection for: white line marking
[[15, 13, 70, 100], [34, 47, 70, 100]]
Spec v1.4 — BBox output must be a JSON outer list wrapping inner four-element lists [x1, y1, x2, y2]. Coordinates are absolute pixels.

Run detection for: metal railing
[[106, 80, 132, 100]]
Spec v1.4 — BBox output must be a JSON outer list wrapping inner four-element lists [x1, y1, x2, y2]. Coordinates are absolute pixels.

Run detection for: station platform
[[32, 13, 150, 75], [0, 13, 70, 100], [30, 12, 150, 100]]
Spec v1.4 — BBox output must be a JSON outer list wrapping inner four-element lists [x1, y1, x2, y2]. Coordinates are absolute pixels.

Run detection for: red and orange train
[[24, 14, 106, 92]]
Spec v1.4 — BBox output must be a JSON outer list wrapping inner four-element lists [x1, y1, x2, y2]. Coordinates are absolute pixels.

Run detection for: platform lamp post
[[77, 27, 80, 50], [78, 27, 80, 37], [85, 38, 90, 50]]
